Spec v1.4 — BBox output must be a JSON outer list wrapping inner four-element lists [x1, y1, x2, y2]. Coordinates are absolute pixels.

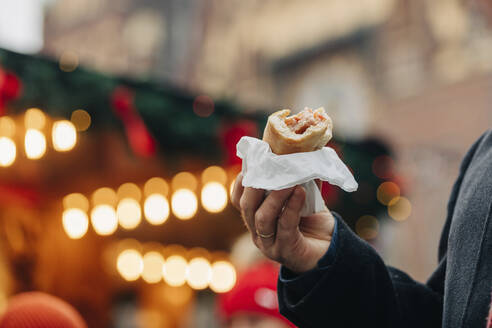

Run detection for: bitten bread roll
[[263, 107, 333, 155]]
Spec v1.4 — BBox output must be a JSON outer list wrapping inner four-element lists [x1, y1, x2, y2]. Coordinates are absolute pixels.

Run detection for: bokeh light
[[24, 108, 46, 130], [24, 129, 47, 159], [355, 215, 379, 240], [163, 255, 187, 287], [376, 181, 400, 205], [0, 116, 16, 138], [144, 177, 169, 197], [171, 189, 198, 220], [117, 182, 142, 201], [62, 208, 89, 239], [388, 197, 412, 221], [186, 257, 212, 290], [92, 187, 117, 207], [117, 198, 142, 230], [210, 261, 236, 293], [91, 204, 118, 235], [117, 249, 143, 281], [193, 95, 214, 118], [201, 166, 227, 185], [171, 172, 197, 191], [142, 252, 165, 284], [59, 50, 79, 72], [63, 193, 89, 212], [52, 120, 77, 151], [144, 194, 170, 225], [71, 109, 91, 132], [201, 182, 228, 213], [0, 137, 16, 167]]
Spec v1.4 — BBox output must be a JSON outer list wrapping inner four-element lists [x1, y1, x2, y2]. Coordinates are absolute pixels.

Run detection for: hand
[[231, 174, 336, 274]]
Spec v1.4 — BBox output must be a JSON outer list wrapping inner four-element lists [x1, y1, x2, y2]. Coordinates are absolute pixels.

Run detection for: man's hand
[[231, 174, 336, 274]]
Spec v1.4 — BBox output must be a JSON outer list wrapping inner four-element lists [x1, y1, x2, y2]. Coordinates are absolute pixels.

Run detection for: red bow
[[110, 86, 156, 158]]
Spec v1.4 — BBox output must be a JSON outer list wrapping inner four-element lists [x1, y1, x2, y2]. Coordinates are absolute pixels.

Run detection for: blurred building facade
[[41, 0, 492, 282]]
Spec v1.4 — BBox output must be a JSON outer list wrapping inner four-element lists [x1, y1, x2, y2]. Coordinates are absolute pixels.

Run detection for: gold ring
[[256, 230, 275, 239]]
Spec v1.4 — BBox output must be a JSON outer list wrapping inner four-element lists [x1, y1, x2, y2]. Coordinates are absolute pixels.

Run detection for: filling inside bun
[[284, 108, 327, 135]]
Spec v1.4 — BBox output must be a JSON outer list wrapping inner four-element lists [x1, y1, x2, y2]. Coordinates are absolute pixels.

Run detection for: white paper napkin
[[236, 136, 358, 216]]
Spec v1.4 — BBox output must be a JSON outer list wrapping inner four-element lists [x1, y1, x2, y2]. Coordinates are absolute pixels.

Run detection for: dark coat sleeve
[[277, 132, 487, 328]]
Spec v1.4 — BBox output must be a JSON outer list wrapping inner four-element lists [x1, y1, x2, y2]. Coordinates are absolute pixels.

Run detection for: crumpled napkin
[[236, 136, 358, 216]]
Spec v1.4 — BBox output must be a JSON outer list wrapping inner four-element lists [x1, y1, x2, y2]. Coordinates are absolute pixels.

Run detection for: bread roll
[[262, 107, 333, 155]]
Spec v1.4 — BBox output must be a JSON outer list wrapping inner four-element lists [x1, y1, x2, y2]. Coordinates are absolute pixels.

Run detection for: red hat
[[0, 292, 87, 328], [218, 261, 296, 327]]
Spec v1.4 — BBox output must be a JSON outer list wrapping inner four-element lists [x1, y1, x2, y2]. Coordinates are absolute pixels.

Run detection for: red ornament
[[220, 120, 258, 166], [0, 69, 22, 116], [110, 86, 156, 158]]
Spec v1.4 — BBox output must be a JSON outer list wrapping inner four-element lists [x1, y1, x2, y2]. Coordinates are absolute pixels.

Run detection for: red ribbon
[[110, 86, 156, 158]]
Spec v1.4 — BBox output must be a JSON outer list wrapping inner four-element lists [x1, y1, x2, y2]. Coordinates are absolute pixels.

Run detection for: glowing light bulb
[[142, 252, 165, 284], [163, 255, 187, 287], [210, 261, 236, 293], [24, 108, 46, 130], [62, 208, 89, 239], [144, 194, 170, 225], [201, 182, 228, 213], [171, 189, 197, 220], [117, 198, 142, 229], [70, 109, 91, 131], [0, 137, 16, 167], [186, 257, 212, 290], [117, 249, 143, 281], [63, 193, 89, 212], [52, 120, 77, 151], [91, 205, 118, 235], [0, 116, 16, 137], [24, 129, 47, 159]]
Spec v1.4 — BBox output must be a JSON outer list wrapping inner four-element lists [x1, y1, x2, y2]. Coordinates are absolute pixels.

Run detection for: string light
[[210, 261, 236, 293], [117, 249, 143, 281], [62, 208, 89, 239], [0, 116, 16, 138], [186, 257, 212, 290], [24, 108, 46, 130], [201, 182, 228, 213], [201, 166, 227, 185], [70, 109, 91, 132], [117, 198, 142, 230], [92, 187, 117, 207], [63, 193, 90, 212], [0, 137, 16, 167], [171, 189, 197, 220], [91, 204, 118, 235], [142, 252, 165, 284], [24, 129, 47, 159], [117, 183, 142, 201], [144, 194, 170, 225], [171, 172, 197, 191], [144, 177, 169, 197], [163, 255, 187, 287], [52, 120, 77, 151]]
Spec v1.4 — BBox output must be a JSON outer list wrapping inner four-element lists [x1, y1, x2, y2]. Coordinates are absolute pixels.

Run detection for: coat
[[278, 129, 492, 328]]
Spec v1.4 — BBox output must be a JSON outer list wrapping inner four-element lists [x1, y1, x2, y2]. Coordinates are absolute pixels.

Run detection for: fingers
[[239, 187, 265, 238], [276, 186, 306, 245], [254, 187, 295, 248], [231, 173, 244, 211]]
